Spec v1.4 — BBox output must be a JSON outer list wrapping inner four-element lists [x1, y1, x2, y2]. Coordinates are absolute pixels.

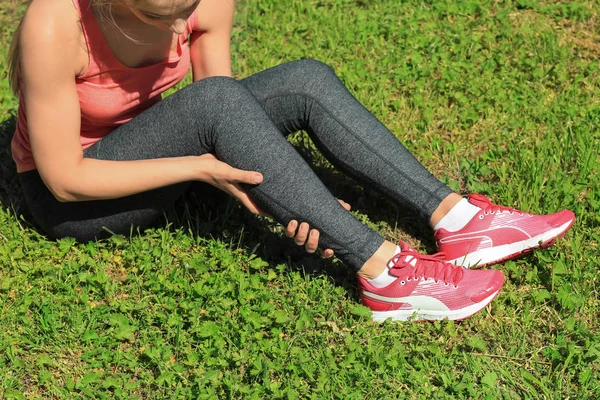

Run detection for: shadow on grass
[[0, 115, 30, 218], [0, 119, 434, 300]]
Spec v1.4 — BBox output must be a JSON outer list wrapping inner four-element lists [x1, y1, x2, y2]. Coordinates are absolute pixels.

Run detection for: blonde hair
[[7, 5, 27, 96], [7, 0, 123, 96]]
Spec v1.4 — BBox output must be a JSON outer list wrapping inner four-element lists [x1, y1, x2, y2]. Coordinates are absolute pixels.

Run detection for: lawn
[[1, 0, 599, 398]]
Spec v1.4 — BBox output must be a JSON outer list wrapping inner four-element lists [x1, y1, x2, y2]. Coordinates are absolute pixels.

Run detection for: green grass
[[1, 0, 599, 398]]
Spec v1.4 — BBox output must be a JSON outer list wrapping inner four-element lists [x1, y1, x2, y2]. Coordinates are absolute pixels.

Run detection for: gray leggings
[[19, 60, 452, 270]]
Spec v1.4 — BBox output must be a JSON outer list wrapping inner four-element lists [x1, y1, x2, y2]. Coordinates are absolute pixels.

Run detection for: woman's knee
[[191, 75, 239, 92], [186, 76, 258, 116], [289, 59, 335, 75], [281, 59, 340, 91], [188, 76, 246, 103]]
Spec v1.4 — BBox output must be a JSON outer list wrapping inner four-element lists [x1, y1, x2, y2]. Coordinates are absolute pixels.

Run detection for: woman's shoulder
[[23, 0, 80, 35], [194, 0, 234, 33], [21, 0, 87, 76]]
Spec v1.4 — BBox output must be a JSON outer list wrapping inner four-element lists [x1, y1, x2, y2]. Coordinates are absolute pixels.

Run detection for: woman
[[8, 0, 574, 321]]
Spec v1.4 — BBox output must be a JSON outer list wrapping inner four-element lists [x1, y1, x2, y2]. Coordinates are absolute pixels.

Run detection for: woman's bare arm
[[189, 0, 235, 80]]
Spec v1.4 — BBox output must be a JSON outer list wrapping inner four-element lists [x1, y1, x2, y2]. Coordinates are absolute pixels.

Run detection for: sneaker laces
[[390, 248, 464, 286], [470, 193, 526, 216]]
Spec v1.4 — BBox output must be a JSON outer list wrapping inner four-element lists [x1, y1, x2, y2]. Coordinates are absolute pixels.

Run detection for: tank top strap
[[71, 0, 119, 74], [186, 8, 199, 34]]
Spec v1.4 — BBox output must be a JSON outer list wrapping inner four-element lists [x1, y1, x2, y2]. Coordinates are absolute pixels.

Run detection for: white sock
[[368, 246, 417, 288], [433, 198, 481, 232]]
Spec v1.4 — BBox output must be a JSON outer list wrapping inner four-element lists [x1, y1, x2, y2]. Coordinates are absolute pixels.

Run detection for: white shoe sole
[[448, 220, 574, 268], [370, 289, 500, 322]]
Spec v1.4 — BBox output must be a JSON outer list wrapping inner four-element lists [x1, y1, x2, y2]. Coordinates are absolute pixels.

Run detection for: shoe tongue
[[399, 241, 415, 253], [402, 255, 418, 267], [389, 242, 419, 277], [468, 193, 491, 209]]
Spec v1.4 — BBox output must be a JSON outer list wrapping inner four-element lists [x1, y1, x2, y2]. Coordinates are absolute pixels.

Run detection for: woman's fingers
[[236, 191, 263, 215], [337, 198, 351, 211], [229, 171, 262, 185], [305, 229, 319, 253], [203, 155, 263, 185], [285, 220, 298, 238], [225, 167, 344, 255], [294, 222, 310, 245], [229, 167, 263, 185], [286, 220, 335, 257], [196, 155, 268, 215], [211, 160, 344, 254], [281, 196, 349, 255], [228, 183, 270, 216]]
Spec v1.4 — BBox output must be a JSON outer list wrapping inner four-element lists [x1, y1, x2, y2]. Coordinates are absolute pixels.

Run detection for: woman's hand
[[197, 154, 352, 258], [285, 199, 351, 258], [196, 153, 268, 216]]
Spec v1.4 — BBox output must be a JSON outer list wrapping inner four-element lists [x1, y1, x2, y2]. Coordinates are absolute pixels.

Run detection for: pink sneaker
[[435, 194, 575, 268], [357, 242, 504, 321]]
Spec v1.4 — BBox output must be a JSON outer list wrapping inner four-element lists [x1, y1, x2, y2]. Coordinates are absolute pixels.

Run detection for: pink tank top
[[11, 0, 198, 172]]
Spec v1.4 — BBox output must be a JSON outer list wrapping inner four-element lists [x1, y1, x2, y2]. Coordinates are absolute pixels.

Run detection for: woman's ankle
[[356, 240, 398, 280], [429, 193, 463, 228]]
